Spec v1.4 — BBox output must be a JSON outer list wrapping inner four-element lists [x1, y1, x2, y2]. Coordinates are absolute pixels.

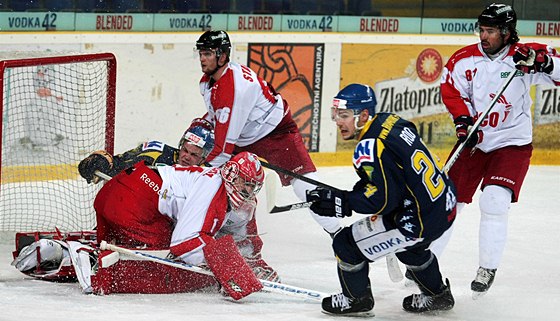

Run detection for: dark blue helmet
[[178, 125, 215, 159], [332, 84, 376, 120]]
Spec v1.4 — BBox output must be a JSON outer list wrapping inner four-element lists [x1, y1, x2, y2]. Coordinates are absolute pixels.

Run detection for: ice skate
[[403, 278, 454, 313], [322, 291, 375, 317], [471, 267, 496, 299]]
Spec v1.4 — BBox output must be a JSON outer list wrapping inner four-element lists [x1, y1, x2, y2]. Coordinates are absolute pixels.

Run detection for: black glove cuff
[[454, 115, 473, 126]]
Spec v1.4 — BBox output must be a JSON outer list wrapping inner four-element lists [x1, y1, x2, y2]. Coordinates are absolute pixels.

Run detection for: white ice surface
[[0, 165, 559, 321]]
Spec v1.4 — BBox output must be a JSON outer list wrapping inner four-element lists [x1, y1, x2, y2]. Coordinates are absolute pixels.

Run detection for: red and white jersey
[[199, 62, 287, 166], [157, 165, 229, 263], [441, 42, 560, 153]]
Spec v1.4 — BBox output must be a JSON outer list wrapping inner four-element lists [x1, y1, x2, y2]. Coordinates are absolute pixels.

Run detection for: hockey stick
[[270, 201, 313, 213], [264, 170, 314, 213], [444, 69, 518, 172], [263, 170, 404, 282], [99, 241, 327, 301], [94, 170, 112, 181], [260, 160, 339, 191]]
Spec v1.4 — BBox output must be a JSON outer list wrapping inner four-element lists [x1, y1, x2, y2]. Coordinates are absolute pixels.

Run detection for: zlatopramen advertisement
[[338, 44, 560, 164]]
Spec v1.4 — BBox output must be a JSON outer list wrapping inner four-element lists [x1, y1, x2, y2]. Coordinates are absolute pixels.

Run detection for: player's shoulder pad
[[141, 141, 165, 152], [446, 43, 481, 71]]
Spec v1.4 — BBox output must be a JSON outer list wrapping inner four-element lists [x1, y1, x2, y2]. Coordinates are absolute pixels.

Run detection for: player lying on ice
[[77, 119, 279, 284], [12, 130, 277, 296], [89, 151, 267, 299]]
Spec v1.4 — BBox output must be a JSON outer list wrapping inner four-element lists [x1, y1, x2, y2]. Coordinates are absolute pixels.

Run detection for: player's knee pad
[[479, 185, 512, 216], [396, 243, 433, 268], [404, 251, 435, 272], [333, 226, 367, 272]]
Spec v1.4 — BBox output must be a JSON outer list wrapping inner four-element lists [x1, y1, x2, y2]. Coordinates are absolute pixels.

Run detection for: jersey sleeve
[[111, 141, 176, 176], [159, 166, 229, 261], [440, 46, 477, 119]]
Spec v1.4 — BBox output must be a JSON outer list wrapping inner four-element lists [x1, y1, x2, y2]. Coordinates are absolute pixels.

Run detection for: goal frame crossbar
[[0, 52, 117, 184]]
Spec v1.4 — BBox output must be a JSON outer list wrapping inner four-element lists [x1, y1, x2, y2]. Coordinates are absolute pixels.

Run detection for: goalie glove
[[78, 150, 114, 183], [306, 187, 351, 218], [513, 46, 554, 74]]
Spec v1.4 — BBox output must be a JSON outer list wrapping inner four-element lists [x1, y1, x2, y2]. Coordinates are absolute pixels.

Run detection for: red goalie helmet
[[220, 152, 264, 210]]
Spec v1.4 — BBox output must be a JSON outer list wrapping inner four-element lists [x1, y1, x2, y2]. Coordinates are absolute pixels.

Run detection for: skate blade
[[472, 290, 488, 300], [322, 310, 375, 318]]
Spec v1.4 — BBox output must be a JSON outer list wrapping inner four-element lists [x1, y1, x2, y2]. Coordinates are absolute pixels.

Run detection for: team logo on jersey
[[142, 141, 164, 151], [353, 139, 375, 168]]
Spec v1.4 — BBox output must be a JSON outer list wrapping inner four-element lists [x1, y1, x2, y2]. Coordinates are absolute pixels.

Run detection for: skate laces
[[474, 268, 495, 285], [410, 293, 434, 308], [332, 293, 352, 310]]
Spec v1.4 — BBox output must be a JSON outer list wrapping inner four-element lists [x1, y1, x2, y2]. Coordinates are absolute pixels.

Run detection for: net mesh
[[1, 53, 115, 231]]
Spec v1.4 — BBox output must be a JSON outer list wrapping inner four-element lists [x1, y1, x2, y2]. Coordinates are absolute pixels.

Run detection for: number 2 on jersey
[[411, 150, 445, 201]]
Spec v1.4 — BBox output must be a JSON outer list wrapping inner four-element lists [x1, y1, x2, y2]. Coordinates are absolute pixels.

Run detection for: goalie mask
[[221, 152, 264, 211]]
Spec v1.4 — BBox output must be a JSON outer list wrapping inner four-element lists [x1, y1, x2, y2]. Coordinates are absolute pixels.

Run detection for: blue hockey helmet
[[332, 84, 377, 121], [178, 125, 215, 159]]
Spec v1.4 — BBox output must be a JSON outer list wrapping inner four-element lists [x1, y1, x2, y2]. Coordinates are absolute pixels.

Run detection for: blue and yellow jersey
[[107, 141, 179, 176], [349, 113, 456, 239]]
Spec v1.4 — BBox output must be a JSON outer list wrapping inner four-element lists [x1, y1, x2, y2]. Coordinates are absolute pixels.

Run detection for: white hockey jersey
[[440, 42, 560, 153], [157, 165, 229, 264], [199, 62, 287, 166]]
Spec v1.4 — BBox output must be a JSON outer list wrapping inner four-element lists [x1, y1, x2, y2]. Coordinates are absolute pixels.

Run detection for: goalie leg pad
[[203, 235, 263, 300], [91, 254, 217, 295], [67, 241, 97, 294]]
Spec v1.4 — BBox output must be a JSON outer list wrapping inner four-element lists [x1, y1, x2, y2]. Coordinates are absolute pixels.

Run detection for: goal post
[[0, 52, 116, 231]]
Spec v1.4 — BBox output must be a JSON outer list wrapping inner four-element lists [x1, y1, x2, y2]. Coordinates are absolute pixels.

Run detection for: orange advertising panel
[[247, 43, 324, 152]]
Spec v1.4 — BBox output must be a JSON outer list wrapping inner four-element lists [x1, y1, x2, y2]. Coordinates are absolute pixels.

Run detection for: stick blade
[[265, 170, 280, 213], [386, 253, 404, 282]]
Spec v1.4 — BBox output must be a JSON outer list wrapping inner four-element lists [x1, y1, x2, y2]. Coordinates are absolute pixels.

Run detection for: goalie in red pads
[[93, 151, 265, 299]]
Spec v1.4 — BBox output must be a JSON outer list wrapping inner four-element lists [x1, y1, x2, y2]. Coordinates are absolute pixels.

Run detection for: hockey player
[[93, 151, 265, 300], [193, 30, 342, 237], [77, 123, 279, 282], [441, 3, 560, 297], [78, 122, 215, 183], [306, 84, 457, 316]]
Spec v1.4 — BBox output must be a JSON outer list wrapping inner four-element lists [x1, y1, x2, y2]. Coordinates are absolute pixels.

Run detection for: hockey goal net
[[0, 52, 116, 232]]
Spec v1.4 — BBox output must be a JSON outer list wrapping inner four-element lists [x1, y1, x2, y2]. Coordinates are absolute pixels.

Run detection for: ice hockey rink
[[0, 165, 558, 321]]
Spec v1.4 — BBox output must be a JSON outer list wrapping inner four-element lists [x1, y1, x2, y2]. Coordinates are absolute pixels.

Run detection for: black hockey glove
[[454, 115, 482, 148], [78, 150, 114, 183], [306, 187, 351, 218], [513, 46, 554, 74]]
